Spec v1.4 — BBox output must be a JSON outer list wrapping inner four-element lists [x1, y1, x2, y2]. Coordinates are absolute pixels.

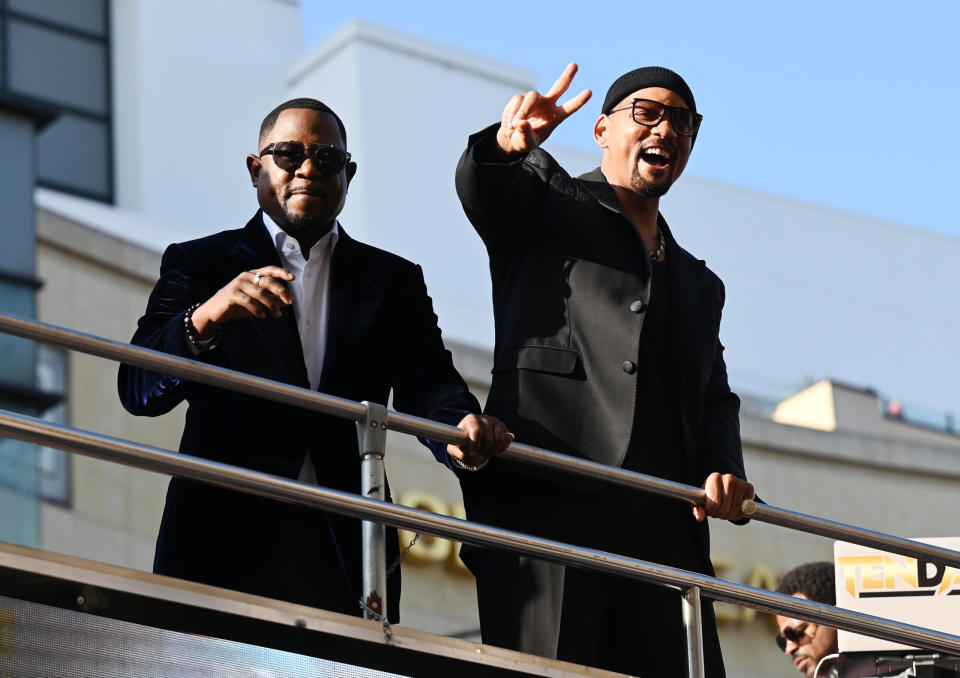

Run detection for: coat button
[[629, 300, 647, 313], [622, 361, 637, 374]]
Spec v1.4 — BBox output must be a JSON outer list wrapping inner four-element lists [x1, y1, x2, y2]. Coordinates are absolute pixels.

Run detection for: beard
[[279, 207, 334, 244], [630, 166, 673, 198]]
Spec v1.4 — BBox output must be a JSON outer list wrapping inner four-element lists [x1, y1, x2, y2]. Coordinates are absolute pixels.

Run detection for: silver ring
[[254, 271, 265, 287]]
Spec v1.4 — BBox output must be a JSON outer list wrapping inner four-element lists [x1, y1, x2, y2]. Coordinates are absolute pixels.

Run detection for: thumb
[[692, 505, 706, 522]]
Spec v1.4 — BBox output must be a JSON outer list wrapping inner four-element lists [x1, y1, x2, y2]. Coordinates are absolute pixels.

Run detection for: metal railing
[[1, 311, 959, 677]]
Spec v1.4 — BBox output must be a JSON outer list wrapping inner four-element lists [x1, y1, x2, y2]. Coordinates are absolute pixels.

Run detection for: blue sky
[[303, 1, 959, 239]]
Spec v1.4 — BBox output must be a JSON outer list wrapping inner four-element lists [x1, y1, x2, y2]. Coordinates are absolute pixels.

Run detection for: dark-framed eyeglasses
[[608, 98, 703, 137], [776, 623, 811, 651], [258, 141, 352, 175]]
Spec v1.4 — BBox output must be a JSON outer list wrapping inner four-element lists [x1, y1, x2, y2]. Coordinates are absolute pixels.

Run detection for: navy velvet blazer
[[118, 212, 477, 619]]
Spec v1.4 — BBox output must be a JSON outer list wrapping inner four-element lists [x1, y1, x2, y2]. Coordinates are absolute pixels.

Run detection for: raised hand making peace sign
[[495, 62, 592, 156]]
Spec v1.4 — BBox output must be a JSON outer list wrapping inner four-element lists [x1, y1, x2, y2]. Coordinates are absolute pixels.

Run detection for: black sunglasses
[[776, 623, 810, 651], [608, 98, 703, 137], [258, 141, 351, 175]]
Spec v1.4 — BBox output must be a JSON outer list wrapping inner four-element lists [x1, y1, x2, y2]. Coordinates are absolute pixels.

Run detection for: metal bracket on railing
[[356, 401, 388, 621], [682, 586, 705, 678]]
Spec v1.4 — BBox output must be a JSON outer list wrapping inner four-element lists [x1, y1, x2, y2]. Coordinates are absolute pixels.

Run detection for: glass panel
[[7, 0, 106, 37], [0, 281, 37, 389], [0, 112, 38, 276], [36, 346, 69, 505], [7, 20, 107, 115], [37, 115, 110, 199], [0, 473, 39, 547], [0, 397, 40, 548]]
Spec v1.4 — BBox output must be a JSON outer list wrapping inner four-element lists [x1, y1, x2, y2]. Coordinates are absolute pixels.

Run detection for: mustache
[[285, 184, 322, 198]]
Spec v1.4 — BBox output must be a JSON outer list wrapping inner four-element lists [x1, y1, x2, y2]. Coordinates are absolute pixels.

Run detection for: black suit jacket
[[455, 126, 747, 552], [118, 212, 478, 620]]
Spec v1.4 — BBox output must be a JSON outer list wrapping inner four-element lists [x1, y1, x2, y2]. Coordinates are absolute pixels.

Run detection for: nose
[[784, 638, 800, 655], [651, 114, 678, 139], [295, 156, 324, 179]]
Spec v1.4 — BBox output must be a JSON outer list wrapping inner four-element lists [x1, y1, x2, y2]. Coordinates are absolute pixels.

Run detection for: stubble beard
[[279, 206, 333, 245], [630, 166, 673, 198]]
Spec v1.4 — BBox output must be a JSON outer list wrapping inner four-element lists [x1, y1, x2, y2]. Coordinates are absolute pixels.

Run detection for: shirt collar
[[261, 210, 339, 259]]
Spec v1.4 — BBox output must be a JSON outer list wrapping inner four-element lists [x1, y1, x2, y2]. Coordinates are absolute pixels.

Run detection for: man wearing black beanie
[[454, 63, 755, 676]]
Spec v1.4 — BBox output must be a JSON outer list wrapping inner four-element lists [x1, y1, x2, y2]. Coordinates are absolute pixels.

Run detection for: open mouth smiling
[[639, 146, 673, 169]]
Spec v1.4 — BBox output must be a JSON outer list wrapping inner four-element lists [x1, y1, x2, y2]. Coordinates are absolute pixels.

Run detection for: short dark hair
[[258, 98, 347, 148], [776, 562, 836, 606]]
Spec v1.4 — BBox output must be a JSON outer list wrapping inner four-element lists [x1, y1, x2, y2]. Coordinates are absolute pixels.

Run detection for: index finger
[[559, 88, 592, 117], [257, 265, 295, 281], [544, 62, 579, 101]]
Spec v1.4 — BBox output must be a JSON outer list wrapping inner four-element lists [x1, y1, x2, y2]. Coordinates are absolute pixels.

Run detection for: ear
[[345, 160, 357, 186], [593, 115, 610, 149], [246, 154, 261, 187]]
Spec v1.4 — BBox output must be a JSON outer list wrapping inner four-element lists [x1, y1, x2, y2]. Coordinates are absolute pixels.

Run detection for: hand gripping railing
[[2, 311, 960, 677]]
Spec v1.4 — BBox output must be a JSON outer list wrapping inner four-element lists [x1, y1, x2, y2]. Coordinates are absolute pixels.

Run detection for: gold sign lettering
[[397, 491, 472, 575]]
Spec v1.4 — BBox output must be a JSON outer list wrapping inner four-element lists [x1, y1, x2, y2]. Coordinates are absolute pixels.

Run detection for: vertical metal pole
[[356, 401, 388, 620], [682, 586, 706, 678]]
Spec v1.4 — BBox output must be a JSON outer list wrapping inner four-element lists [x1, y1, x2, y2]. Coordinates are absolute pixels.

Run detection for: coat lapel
[[578, 167, 654, 281], [663, 216, 705, 385], [231, 212, 310, 388]]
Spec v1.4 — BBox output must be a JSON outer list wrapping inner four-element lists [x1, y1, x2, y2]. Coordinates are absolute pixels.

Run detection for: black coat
[[118, 212, 477, 621], [455, 127, 746, 520], [453, 126, 746, 674]]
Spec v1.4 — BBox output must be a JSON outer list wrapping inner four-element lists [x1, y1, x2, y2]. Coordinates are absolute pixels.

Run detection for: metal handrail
[[0, 408, 958, 658], [1, 311, 958, 569]]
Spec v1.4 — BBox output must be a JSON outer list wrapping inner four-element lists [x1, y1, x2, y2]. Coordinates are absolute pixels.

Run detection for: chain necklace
[[649, 226, 665, 262]]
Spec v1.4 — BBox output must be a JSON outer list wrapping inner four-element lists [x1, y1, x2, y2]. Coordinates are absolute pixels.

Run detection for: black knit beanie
[[601, 66, 696, 115]]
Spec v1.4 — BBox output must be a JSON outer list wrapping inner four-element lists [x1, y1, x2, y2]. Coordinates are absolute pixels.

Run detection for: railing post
[[356, 400, 388, 620], [682, 586, 705, 678]]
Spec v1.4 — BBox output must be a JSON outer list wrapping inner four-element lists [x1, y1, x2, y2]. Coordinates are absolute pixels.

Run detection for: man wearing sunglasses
[[454, 65, 755, 675], [776, 562, 840, 677], [119, 98, 510, 622]]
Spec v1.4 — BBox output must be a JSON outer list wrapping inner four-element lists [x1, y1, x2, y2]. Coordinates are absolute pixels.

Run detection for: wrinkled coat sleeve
[[454, 124, 548, 253], [386, 261, 481, 467], [117, 243, 211, 417], [701, 347, 745, 483], [698, 278, 746, 482]]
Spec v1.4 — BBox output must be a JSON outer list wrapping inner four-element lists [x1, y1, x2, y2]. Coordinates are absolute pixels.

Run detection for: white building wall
[[660, 176, 960, 415], [111, 0, 301, 240], [104, 8, 960, 418], [280, 19, 960, 420], [285, 20, 537, 348]]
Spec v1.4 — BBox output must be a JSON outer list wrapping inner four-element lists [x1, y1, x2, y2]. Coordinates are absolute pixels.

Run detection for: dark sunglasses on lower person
[[259, 141, 351, 175], [776, 623, 811, 651]]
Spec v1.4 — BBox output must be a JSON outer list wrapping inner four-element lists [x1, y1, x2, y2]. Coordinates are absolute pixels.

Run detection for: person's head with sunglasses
[[594, 66, 700, 204], [246, 98, 356, 253], [775, 562, 839, 677]]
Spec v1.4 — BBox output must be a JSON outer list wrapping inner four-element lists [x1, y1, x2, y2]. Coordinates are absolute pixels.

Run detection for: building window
[[35, 345, 70, 505], [0, 1, 113, 202], [7, 0, 106, 37]]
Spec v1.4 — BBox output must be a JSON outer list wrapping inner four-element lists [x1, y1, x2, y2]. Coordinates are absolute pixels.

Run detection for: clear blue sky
[[303, 0, 959, 239]]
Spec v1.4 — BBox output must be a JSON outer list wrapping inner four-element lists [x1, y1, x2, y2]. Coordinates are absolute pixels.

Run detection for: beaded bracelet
[[184, 303, 220, 352], [451, 455, 489, 472]]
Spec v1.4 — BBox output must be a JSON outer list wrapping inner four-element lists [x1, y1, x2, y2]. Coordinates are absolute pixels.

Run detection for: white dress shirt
[[261, 212, 338, 390], [261, 212, 339, 484]]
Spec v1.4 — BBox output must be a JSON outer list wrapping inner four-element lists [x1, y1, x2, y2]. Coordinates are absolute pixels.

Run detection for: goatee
[[631, 169, 672, 198], [280, 209, 333, 243]]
